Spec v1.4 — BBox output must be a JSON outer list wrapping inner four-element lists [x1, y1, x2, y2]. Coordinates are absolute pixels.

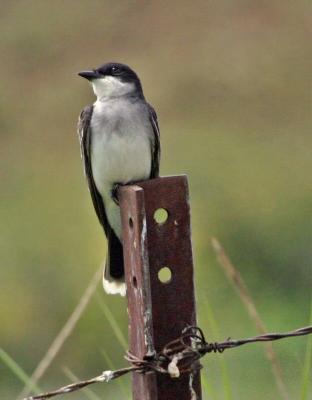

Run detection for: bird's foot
[[111, 183, 122, 205], [111, 181, 139, 205]]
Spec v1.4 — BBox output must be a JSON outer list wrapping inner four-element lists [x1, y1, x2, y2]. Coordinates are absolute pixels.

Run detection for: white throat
[[91, 76, 135, 100]]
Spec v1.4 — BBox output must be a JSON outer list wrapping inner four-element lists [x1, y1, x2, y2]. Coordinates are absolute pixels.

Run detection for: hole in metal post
[[158, 267, 172, 284], [132, 276, 137, 288], [129, 217, 134, 229], [153, 208, 168, 224]]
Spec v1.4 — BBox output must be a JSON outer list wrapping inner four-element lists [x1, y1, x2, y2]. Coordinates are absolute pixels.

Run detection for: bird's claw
[[111, 183, 121, 205]]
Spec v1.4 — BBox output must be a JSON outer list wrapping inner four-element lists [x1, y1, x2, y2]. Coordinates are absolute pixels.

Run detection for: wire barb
[[23, 324, 312, 400]]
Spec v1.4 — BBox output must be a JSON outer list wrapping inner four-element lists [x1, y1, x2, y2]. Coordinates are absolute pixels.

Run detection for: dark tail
[[103, 228, 126, 296]]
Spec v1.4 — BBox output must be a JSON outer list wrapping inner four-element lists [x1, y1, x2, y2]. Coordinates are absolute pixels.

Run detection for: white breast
[[90, 99, 152, 239]]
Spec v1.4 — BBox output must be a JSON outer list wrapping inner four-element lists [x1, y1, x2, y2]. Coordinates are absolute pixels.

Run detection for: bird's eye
[[111, 66, 121, 75]]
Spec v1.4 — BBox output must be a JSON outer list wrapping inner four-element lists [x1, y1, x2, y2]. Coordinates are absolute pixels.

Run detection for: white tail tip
[[103, 277, 126, 297]]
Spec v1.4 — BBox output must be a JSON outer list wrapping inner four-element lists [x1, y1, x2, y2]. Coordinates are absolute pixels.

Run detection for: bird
[[77, 62, 160, 296]]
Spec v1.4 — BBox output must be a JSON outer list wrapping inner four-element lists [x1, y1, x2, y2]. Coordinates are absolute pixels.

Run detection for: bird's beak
[[78, 70, 101, 81]]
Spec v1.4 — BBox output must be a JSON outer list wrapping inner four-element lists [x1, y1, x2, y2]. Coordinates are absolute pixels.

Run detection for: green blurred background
[[0, 1, 311, 399]]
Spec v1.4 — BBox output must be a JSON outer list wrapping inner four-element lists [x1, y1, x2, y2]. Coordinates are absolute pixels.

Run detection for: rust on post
[[119, 175, 201, 400], [119, 185, 157, 400]]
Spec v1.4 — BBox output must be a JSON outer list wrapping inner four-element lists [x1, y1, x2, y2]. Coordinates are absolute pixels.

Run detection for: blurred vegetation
[[0, 1, 311, 399]]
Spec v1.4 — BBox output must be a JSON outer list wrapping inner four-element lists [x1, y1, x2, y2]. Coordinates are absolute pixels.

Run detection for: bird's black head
[[78, 62, 144, 99]]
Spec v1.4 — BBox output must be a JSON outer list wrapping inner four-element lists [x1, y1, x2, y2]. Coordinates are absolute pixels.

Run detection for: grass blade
[[18, 267, 102, 399], [0, 348, 41, 395], [62, 367, 102, 400], [101, 349, 129, 398], [95, 292, 128, 350], [211, 237, 289, 400]]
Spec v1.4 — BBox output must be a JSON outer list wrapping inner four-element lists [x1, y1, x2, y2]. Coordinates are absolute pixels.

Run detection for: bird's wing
[[77, 105, 109, 235], [147, 103, 161, 178]]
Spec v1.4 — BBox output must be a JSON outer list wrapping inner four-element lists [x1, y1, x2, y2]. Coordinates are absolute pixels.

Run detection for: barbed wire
[[24, 324, 312, 400]]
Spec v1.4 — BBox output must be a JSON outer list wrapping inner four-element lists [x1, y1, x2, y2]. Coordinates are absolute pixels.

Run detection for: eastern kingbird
[[77, 62, 160, 296]]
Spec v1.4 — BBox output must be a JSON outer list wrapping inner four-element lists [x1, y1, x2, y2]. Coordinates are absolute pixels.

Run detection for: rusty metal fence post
[[119, 175, 201, 400]]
